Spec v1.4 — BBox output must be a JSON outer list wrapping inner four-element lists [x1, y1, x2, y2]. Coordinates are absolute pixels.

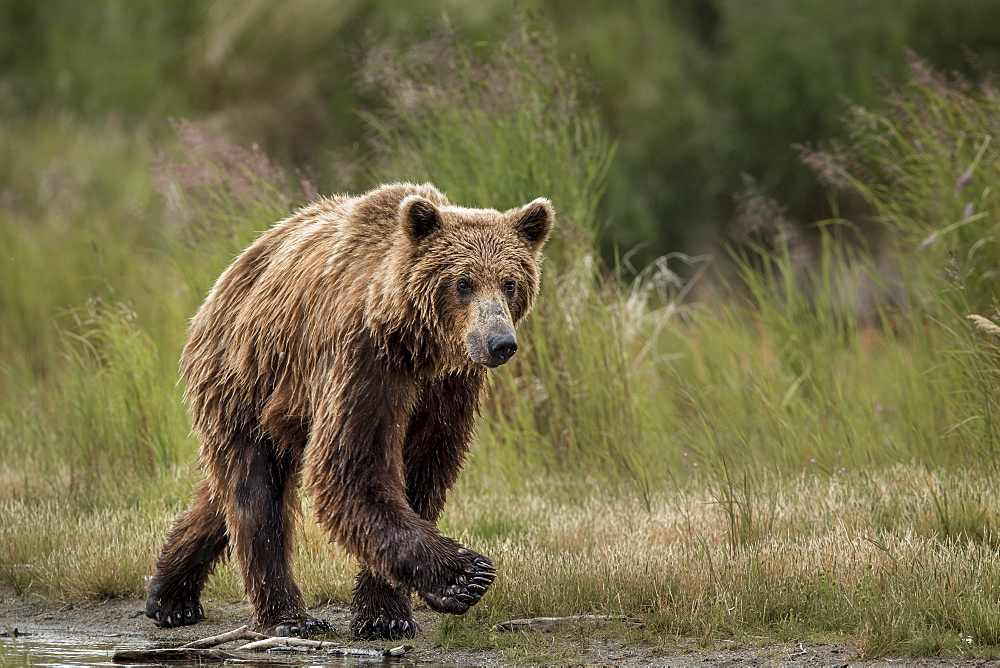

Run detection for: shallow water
[[2, 629, 141, 667], [2, 629, 433, 667]]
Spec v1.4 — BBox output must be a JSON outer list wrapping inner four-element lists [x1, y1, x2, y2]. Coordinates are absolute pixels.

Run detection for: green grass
[[2, 21, 1000, 661]]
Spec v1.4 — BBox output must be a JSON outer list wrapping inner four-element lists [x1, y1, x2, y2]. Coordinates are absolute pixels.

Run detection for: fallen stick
[[495, 615, 645, 633], [180, 624, 266, 648], [112, 648, 243, 664], [237, 636, 332, 651], [237, 636, 410, 657]]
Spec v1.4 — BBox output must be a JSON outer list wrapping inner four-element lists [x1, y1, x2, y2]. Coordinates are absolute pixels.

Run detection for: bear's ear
[[512, 198, 554, 251], [399, 195, 441, 242]]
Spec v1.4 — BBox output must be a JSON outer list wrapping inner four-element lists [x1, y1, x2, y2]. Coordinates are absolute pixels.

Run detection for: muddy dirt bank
[[0, 593, 994, 666]]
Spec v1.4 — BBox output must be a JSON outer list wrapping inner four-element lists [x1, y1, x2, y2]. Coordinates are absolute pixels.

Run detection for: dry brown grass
[[4, 464, 998, 654]]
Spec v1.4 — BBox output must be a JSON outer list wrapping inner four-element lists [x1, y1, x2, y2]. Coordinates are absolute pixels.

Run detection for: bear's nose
[[487, 333, 518, 365]]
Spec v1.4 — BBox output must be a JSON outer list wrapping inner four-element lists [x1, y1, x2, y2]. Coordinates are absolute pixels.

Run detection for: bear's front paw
[[419, 549, 496, 615], [145, 597, 204, 628], [269, 617, 332, 638], [351, 615, 419, 641]]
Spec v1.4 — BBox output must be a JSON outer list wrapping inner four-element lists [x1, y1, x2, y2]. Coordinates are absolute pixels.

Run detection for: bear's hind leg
[[145, 479, 228, 628], [350, 568, 418, 640], [223, 435, 330, 638]]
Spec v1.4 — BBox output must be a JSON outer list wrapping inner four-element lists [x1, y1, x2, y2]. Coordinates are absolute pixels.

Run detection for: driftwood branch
[[238, 636, 334, 651], [115, 625, 412, 663], [495, 615, 645, 633], [179, 624, 266, 648], [237, 636, 410, 657]]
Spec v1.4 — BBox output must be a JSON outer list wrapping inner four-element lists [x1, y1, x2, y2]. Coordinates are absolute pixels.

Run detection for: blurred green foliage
[[3, 0, 1000, 261]]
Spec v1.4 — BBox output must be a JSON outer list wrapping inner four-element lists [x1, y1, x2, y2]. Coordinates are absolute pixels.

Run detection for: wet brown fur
[[145, 183, 553, 638]]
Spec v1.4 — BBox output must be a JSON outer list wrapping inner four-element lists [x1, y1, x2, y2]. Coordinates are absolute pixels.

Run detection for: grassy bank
[[2, 26, 1000, 660], [3, 466, 1000, 659]]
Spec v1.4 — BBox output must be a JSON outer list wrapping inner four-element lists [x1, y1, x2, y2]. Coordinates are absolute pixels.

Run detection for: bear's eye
[[456, 278, 473, 296], [503, 279, 516, 299]]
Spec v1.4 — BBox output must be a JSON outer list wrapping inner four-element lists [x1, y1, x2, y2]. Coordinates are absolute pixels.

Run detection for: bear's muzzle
[[466, 298, 517, 367]]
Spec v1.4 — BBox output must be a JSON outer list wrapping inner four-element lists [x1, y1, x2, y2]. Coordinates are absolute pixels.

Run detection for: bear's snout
[[465, 299, 518, 368], [487, 332, 518, 365]]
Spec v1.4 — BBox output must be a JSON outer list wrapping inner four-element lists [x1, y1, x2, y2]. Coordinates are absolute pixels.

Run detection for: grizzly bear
[[145, 183, 553, 640]]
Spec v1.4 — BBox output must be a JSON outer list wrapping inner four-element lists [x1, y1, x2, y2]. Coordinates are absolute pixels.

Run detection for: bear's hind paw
[[351, 616, 418, 641], [145, 599, 204, 628]]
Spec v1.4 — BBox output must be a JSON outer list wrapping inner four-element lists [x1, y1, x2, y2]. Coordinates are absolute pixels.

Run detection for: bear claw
[[419, 552, 497, 615], [351, 616, 418, 641], [146, 599, 205, 628]]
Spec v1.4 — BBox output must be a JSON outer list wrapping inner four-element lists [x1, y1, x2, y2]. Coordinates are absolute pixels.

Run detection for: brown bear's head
[[399, 194, 554, 369]]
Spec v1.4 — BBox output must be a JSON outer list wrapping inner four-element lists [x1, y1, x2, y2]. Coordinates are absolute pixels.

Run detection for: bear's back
[[181, 183, 450, 405], [268, 182, 449, 268]]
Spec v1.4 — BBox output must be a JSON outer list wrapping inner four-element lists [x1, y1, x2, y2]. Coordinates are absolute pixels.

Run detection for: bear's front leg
[[312, 456, 497, 620], [402, 370, 496, 615], [349, 370, 495, 639], [308, 364, 495, 634]]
